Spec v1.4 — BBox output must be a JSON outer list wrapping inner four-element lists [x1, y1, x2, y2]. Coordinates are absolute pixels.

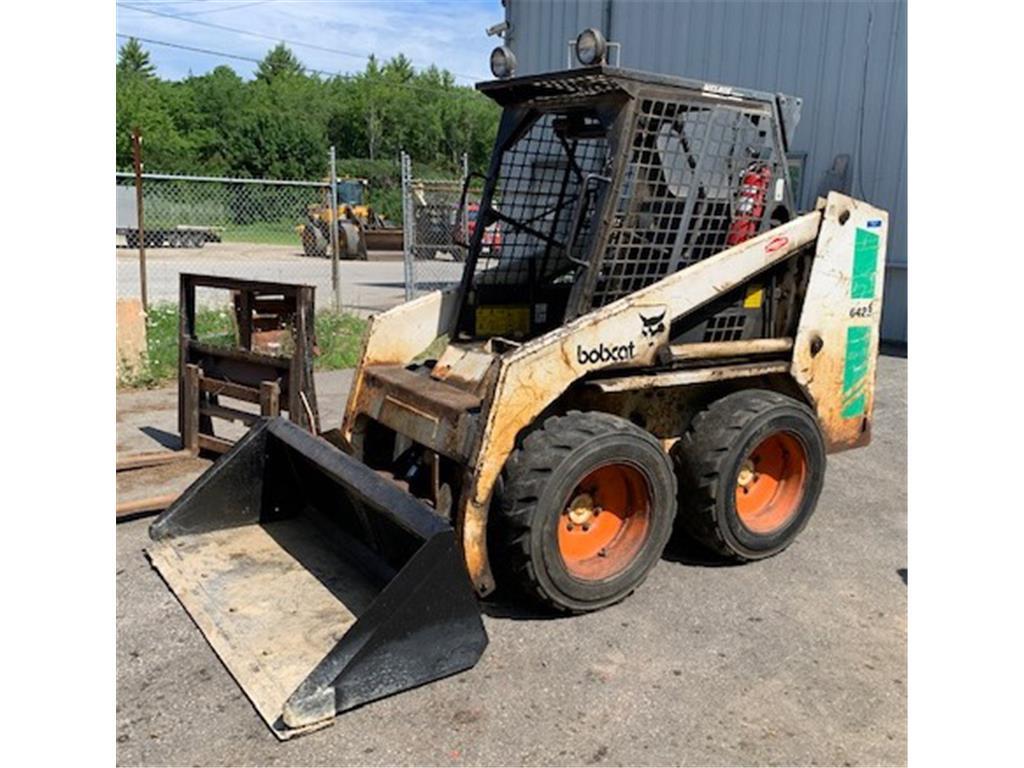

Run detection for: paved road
[[116, 242, 464, 315], [116, 357, 907, 766]]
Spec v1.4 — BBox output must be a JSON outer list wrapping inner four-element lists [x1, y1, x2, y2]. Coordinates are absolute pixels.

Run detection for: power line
[[116, 1, 485, 83], [175, 1, 272, 17], [114, 32, 481, 97]]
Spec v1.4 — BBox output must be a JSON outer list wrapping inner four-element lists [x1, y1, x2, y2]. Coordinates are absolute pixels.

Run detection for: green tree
[[256, 43, 304, 83], [115, 75, 196, 171], [183, 66, 250, 174], [117, 37, 156, 79], [114, 41, 501, 202]]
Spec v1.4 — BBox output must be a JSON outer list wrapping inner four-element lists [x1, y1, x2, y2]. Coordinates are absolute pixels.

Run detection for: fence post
[[401, 151, 415, 301], [131, 127, 148, 312], [461, 152, 470, 254], [329, 145, 341, 312]]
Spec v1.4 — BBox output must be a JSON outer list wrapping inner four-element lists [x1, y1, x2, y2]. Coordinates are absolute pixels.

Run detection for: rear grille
[[702, 312, 747, 342]]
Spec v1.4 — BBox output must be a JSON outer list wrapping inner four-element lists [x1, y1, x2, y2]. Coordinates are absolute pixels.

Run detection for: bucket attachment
[[147, 418, 488, 739]]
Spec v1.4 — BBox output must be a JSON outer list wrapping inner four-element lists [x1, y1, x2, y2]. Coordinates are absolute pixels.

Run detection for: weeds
[[118, 302, 368, 389]]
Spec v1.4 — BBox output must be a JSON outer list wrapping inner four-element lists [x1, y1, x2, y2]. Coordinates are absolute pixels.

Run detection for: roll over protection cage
[[456, 65, 800, 338]]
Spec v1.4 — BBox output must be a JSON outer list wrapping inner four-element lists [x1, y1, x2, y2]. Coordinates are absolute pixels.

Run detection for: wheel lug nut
[[582, 524, 591, 532], [566, 523, 573, 532]]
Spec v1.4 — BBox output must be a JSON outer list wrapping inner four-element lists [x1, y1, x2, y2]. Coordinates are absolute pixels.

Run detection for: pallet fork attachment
[[148, 418, 488, 739]]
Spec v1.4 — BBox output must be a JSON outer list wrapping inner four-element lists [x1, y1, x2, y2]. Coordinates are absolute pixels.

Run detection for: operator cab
[[336, 178, 367, 207], [455, 64, 801, 347]]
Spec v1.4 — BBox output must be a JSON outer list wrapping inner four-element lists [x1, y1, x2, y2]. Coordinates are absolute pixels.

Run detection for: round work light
[[575, 27, 607, 66], [489, 45, 517, 79]]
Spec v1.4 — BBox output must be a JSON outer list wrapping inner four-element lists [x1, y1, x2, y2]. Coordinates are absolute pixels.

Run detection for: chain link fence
[[401, 152, 473, 300], [116, 172, 342, 307], [115, 146, 420, 317], [117, 148, 482, 317]]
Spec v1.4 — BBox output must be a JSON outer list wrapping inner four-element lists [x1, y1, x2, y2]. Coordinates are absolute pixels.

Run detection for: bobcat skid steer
[[148, 61, 887, 739]]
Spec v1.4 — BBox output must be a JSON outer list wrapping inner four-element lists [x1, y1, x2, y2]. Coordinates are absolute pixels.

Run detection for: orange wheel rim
[[557, 463, 651, 580], [734, 432, 808, 534]]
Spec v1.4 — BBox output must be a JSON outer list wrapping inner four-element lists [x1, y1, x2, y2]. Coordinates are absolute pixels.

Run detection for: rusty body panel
[[342, 207, 855, 594], [588, 361, 791, 392], [790, 194, 888, 450], [354, 365, 482, 462], [660, 337, 794, 363], [457, 211, 822, 591]]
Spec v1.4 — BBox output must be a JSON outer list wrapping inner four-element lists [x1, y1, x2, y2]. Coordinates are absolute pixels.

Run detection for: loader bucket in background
[[147, 418, 488, 739]]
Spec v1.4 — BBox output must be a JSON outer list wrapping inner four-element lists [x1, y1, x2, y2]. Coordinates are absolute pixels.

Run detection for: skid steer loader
[[148, 60, 888, 739]]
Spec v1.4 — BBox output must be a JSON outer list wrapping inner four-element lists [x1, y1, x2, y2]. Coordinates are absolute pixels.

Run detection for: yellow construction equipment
[[298, 178, 402, 259]]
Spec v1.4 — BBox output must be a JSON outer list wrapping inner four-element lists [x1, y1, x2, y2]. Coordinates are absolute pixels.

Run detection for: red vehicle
[[460, 203, 503, 254]]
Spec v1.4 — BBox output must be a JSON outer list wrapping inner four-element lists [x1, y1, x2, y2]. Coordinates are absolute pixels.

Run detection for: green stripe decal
[[851, 228, 880, 299], [841, 326, 871, 419]]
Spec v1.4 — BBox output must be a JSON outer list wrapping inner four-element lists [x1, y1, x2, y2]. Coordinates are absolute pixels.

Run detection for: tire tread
[[496, 410, 676, 613]]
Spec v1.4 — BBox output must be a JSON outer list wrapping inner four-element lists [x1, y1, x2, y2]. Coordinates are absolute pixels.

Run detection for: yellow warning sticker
[[475, 306, 530, 337], [743, 284, 764, 309]]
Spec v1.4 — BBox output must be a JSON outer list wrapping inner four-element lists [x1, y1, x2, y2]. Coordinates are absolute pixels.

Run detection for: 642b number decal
[[849, 303, 875, 319]]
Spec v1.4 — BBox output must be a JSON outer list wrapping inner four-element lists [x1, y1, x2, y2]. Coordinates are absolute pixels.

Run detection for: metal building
[[501, 0, 907, 346]]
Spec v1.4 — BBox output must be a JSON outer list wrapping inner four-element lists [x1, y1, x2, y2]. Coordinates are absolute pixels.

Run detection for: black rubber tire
[[494, 411, 677, 614], [674, 389, 826, 562]]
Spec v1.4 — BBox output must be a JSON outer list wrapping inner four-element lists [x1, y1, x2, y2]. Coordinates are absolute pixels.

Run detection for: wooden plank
[[295, 284, 320, 433], [198, 433, 234, 454], [183, 364, 201, 455], [660, 337, 794, 363], [260, 381, 281, 418], [177, 273, 312, 295], [199, 377, 261, 403], [200, 402, 260, 426], [116, 450, 191, 472], [237, 290, 253, 351], [116, 493, 179, 519], [189, 341, 292, 369]]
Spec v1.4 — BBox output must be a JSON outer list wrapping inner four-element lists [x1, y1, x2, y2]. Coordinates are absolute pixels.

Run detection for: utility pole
[[131, 127, 148, 312]]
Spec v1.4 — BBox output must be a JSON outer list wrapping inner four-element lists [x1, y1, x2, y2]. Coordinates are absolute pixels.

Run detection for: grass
[[219, 221, 301, 247], [118, 302, 368, 389], [314, 312, 368, 369]]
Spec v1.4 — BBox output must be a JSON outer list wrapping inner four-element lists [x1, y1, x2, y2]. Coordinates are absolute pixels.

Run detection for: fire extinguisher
[[727, 163, 773, 246]]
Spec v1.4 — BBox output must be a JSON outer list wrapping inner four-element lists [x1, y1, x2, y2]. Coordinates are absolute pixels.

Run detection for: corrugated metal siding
[[505, 0, 907, 345]]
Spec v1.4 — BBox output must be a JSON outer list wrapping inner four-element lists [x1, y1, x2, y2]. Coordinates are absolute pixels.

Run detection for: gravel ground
[[116, 243, 463, 315], [116, 357, 906, 767]]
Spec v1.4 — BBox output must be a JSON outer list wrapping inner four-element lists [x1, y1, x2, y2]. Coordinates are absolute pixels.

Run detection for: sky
[[115, 0, 504, 84]]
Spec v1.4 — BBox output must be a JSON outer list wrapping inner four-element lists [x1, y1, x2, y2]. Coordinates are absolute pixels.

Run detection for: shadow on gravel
[[480, 588, 574, 621], [140, 426, 183, 450], [479, 537, 742, 621], [660, 535, 741, 568], [880, 342, 908, 359]]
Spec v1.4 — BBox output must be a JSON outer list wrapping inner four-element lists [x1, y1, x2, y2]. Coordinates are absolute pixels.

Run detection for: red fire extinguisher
[[727, 163, 773, 246]]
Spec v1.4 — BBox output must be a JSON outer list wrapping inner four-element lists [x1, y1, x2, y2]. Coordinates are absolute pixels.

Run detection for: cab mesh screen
[[591, 99, 781, 307], [472, 113, 608, 291]]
